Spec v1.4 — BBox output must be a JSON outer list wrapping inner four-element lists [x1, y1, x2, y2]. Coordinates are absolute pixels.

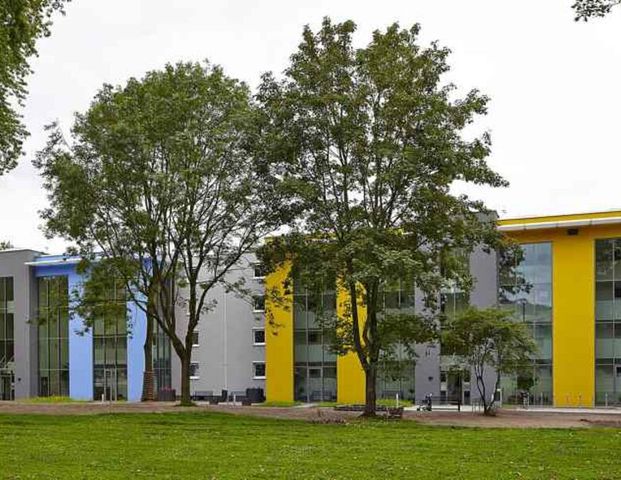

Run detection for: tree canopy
[[442, 307, 537, 415], [0, 0, 69, 172], [257, 18, 507, 415], [35, 61, 285, 405], [573, 0, 620, 20]]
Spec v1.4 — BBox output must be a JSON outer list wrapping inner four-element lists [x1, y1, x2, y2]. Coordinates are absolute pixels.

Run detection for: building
[[498, 209, 621, 407], [182, 253, 266, 399], [0, 251, 169, 401], [3, 208, 621, 407], [265, 209, 621, 408], [0, 249, 265, 402], [264, 244, 498, 406]]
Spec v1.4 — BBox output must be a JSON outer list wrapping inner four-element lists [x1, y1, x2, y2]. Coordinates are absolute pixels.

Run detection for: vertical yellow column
[[336, 286, 366, 404], [265, 261, 294, 402], [553, 236, 595, 407]]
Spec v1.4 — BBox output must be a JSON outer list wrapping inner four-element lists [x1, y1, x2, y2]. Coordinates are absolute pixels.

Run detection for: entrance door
[[440, 370, 471, 405], [104, 369, 118, 401]]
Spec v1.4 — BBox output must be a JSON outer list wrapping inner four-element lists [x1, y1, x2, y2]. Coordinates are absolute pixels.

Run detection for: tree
[[0, 240, 14, 250], [441, 307, 537, 415], [35, 61, 284, 405], [1, 0, 70, 172], [573, 0, 620, 20], [257, 18, 507, 416]]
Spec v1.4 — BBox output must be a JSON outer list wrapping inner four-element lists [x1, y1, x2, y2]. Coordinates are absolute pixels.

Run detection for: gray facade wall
[[176, 253, 265, 398], [413, 246, 498, 405]]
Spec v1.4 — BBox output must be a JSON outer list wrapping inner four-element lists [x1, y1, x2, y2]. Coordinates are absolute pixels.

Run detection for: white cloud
[[4, 0, 620, 250]]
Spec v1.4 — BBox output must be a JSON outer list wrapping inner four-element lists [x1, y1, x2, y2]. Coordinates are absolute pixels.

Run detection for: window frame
[[253, 263, 266, 280], [253, 295, 265, 313], [252, 328, 265, 346], [252, 361, 266, 379], [189, 361, 200, 379]]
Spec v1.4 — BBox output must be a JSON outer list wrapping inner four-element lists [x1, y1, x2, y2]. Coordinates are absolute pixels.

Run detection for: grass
[[0, 412, 621, 479], [21, 396, 88, 404]]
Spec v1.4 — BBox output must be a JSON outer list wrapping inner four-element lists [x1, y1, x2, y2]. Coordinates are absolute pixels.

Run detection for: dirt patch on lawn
[[1, 401, 620, 428]]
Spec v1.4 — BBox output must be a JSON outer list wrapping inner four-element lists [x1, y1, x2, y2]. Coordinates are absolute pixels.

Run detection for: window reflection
[[498, 242, 553, 405], [595, 239, 621, 405]]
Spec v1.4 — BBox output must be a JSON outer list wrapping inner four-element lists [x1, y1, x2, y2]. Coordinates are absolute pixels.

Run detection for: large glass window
[[499, 242, 553, 405], [293, 280, 337, 402], [37, 276, 69, 397], [375, 278, 417, 401], [92, 281, 127, 401], [0, 278, 15, 400], [153, 321, 172, 397], [595, 239, 621, 405]]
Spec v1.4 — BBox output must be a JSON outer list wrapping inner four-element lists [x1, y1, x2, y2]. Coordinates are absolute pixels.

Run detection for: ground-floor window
[[294, 364, 336, 402], [500, 362, 552, 406], [376, 359, 415, 402]]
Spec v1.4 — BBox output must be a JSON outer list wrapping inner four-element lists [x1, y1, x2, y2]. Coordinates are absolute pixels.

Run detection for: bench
[[191, 390, 213, 401]]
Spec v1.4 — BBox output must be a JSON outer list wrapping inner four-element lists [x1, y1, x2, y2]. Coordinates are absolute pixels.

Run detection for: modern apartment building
[[0, 250, 168, 401], [265, 209, 621, 408], [3, 209, 621, 407], [0, 249, 265, 402]]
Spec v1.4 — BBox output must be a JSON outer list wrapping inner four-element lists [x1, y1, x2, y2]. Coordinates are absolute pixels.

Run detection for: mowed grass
[[0, 412, 620, 479]]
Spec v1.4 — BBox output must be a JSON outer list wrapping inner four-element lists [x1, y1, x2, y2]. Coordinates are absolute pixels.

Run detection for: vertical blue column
[[68, 272, 93, 400], [127, 299, 146, 402]]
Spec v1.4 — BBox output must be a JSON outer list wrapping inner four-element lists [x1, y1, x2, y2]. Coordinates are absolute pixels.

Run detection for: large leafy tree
[[441, 307, 537, 415], [35, 62, 283, 405], [1, 0, 69, 172], [257, 18, 507, 416], [573, 0, 620, 20]]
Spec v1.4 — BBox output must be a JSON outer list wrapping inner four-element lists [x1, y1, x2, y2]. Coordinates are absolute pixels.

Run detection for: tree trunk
[[362, 366, 377, 417], [141, 312, 154, 401], [179, 352, 192, 406]]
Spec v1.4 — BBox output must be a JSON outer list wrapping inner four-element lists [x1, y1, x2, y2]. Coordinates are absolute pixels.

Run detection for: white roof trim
[[499, 216, 621, 232], [25, 258, 81, 266]]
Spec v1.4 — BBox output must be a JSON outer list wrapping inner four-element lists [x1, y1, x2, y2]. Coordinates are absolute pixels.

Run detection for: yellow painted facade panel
[[265, 210, 621, 408], [264, 261, 294, 402], [336, 286, 366, 404], [505, 223, 621, 407]]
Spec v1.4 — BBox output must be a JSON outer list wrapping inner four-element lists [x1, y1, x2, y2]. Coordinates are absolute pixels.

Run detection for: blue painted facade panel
[[33, 256, 144, 402], [127, 299, 146, 402]]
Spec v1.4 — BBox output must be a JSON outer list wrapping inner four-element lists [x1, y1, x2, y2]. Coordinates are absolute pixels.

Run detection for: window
[[37, 276, 70, 398], [192, 330, 199, 347], [92, 279, 128, 401], [190, 362, 200, 379], [253, 362, 266, 379], [253, 263, 266, 279], [253, 295, 265, 312], [253, 329, 265, 345]]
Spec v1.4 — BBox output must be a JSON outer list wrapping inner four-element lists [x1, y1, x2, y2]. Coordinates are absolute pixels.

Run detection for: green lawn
[[0, 412, 620, 479]]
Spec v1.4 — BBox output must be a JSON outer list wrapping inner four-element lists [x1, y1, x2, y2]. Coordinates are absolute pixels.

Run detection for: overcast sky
[[4, 0, 621, 252]]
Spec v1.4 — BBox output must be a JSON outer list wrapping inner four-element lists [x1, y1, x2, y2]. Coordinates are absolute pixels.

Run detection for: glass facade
[[153, 321, 172, 397], [376, 279, 416, 401], [0, 277, 15, 400], [37, 276, 70, 397], [293, 281, 337, 402], [440, 281, 471, 405], [594, 238, 621, 405], [499, 242, 553, 405], [92, 281, 128, 401]]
